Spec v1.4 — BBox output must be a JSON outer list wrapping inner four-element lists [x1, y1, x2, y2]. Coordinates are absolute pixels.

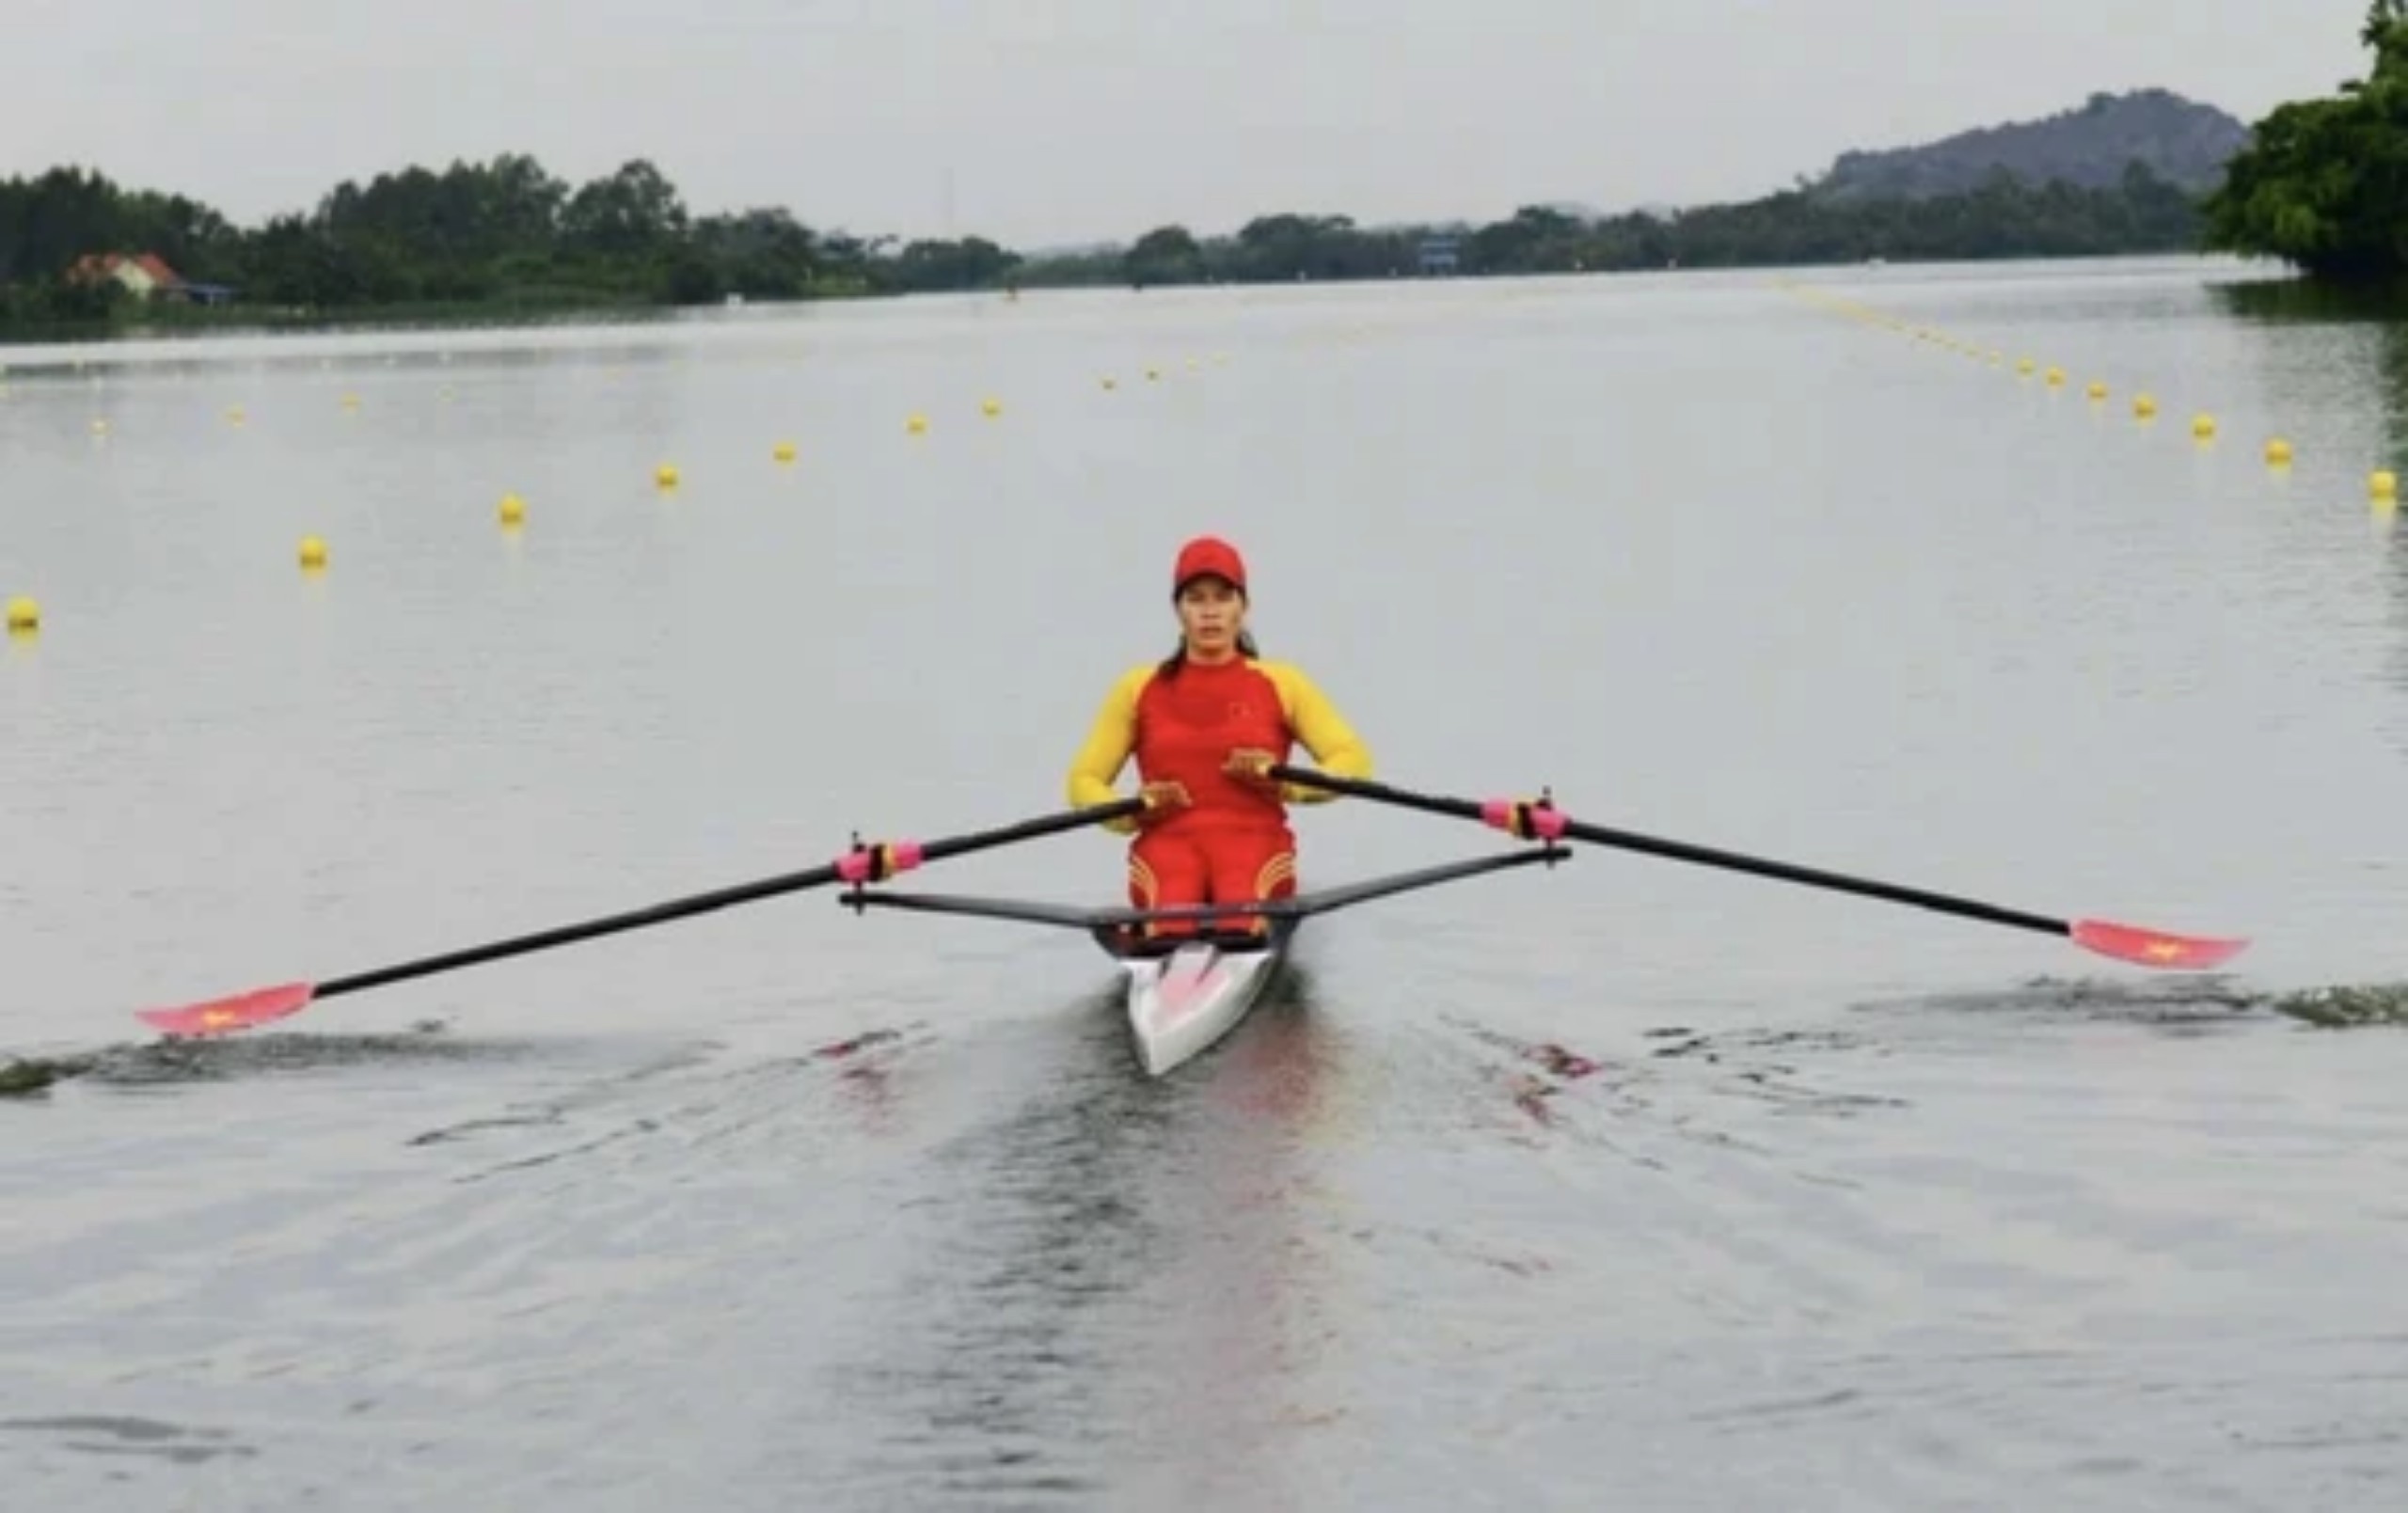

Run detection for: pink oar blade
[[136, 982, 317, 1037], [2070, 920, 2249, 971]]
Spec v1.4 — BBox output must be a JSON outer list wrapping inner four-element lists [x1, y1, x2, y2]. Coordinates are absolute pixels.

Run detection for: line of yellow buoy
[[1780, 281, 2396, 501], [4, 351, 1229, 641]]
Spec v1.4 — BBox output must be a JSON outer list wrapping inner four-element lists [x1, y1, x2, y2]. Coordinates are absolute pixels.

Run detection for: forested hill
[[0, 88, 2259, 329], [1812, 88, 2251, 201]]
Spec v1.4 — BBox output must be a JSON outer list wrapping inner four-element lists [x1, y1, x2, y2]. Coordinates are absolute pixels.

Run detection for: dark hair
[[1158, 628, 1259, 679]]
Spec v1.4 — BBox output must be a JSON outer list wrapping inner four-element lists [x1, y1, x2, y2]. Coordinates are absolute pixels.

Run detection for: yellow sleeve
[[1065, 665, 1155, 834], [1259, 661, 1372, 804]]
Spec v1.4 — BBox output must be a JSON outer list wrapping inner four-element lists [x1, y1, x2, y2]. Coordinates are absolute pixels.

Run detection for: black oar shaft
[[317, 796, 1144, 1001], [1274, 770, 1487, 825], [1269, 764, 2067, 938], [1562, 817, 2063, 936]]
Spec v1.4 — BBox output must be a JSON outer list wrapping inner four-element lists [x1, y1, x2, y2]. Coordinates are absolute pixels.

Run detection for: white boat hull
[[1120, 933, 1289, 1077]]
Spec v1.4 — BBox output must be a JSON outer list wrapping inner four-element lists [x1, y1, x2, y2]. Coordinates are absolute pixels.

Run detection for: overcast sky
[[3, 0, 2372, 248]]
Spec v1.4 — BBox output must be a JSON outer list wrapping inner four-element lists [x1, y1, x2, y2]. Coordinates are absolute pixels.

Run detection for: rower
[[1065, 534, 1374, 940]]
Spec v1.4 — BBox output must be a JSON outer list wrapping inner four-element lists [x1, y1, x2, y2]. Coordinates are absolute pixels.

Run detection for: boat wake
[[1864, 973, 2259, 1029], [1455, 970, 2408, 1153], [0, 1019, 553, 1097], [1859, 973, 2408, 1032], [2261, 981, 2408, 1028], [1434, 1014, 1909, 1155], [392, 1020, 949, 1189], [1441, 1017, 1617, 1129]]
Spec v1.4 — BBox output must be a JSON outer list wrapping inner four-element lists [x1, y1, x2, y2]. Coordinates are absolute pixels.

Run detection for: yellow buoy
[[656, 463, 680, 488], [2192, 413, 2217, 439], [2132, 392, 2158, 419], [907, 414, 929, 434], [5, 595, 38, 634], [2045, 367, 2066, 387], [981, 398, 1002, 418], [341, 394, 360, 410], [2086, 381, 2108, 402], [1145, 367, 1161, 382], [499, 492, 527, 525], [298, 536, 329, 570], [89, 418, 109, 435], [2373, 469, 2399, 500], [773, 441, 798, 463], [2017, 358, 2036, 375], [226, 405, 246, 425], [1101, 377, 1117, 390], [2266, 438, 2294, 466]]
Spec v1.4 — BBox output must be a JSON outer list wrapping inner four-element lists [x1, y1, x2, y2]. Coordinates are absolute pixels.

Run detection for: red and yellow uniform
[[1067, 653, 1372, 935]]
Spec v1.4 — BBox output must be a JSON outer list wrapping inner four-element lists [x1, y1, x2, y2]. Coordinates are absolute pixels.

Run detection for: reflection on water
[[822, 970, 1351, 1509]]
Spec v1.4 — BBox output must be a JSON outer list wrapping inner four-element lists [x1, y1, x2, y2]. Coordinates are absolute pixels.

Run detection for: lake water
[[6, 258, 2407, 1509]]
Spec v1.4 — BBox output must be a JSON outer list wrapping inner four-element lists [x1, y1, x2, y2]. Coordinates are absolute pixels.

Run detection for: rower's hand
[[1138, 780, 1191, 821], [1224, 749, 1279, 795]]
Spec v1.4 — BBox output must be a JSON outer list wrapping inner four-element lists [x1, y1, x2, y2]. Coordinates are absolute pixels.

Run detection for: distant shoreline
[[1, 243, 2239, 353], [0, 283, 915, 348], [1, 297, 642, 346]]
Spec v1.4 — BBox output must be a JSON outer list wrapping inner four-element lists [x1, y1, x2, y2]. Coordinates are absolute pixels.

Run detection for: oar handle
[[318, 796, 1147, 1001], [1269, 764, 2068, 938]]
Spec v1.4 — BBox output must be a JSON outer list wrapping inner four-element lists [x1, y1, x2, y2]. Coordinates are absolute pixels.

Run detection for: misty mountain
[[1808, 88, 2250, 201]]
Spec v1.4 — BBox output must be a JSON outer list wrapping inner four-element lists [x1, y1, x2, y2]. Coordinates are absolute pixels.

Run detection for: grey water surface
[[5, 260, 2408, 1509]]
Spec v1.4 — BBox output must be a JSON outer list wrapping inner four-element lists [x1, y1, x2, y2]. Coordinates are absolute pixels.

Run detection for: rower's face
[[1177, 576, 1245, 655]]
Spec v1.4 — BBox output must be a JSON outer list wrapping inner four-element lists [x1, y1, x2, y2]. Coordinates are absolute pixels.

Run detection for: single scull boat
[[128, 765, 2249, 1078], [841, 843, 1570, 1075]]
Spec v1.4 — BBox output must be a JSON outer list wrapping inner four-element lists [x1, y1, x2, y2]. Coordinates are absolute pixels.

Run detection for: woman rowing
[[1066, 534, 1373, 940]]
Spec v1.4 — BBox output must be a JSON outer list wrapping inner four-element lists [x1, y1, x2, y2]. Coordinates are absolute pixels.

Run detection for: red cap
[[1172, 535, 1247, 597]]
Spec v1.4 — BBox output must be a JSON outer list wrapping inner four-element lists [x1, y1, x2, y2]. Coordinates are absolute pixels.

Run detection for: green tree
[[1123, 224, 1204, 287], [560, 159, 689, 259], [885, 236, 1021, 292], [2201, 3, 2408, 279], [692, 208, 821, 297], [2366, 0, 2408, 49], [1469, 206, 1584, 274]]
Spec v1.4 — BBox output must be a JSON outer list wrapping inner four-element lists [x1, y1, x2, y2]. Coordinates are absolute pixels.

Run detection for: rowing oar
[[134, 796, 1149, 1038], [1268, 764, 2246, 970]]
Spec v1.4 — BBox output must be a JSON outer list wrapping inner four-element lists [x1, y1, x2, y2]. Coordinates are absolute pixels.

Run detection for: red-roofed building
[[66, 251, 186, 299]]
